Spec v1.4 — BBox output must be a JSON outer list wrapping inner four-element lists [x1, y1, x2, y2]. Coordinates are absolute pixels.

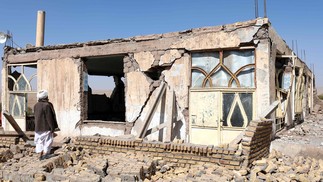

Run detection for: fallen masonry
[[0, 142, 322, 181]]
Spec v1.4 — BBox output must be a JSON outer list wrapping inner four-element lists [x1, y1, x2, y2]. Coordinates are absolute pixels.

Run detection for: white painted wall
[[38, 58, 82, 137]]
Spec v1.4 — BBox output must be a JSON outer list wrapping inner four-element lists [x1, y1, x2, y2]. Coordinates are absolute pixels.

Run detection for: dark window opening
[[84, 55, 125, 122]]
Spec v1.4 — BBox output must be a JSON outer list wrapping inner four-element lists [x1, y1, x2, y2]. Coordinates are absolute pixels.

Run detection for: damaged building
[[1, 17, 314, 149]]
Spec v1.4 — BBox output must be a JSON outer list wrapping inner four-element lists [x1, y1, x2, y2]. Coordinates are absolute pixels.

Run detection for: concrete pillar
[[36, 10, 45, 47]]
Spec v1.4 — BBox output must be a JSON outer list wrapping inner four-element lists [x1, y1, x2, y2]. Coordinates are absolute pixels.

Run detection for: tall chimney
[[36, 10, 45, 47]]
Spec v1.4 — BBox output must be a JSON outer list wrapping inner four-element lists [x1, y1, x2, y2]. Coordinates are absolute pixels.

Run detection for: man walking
[[34, 90, 59, 160]]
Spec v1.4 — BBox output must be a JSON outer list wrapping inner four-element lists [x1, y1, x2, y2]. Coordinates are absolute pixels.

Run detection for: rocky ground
[[0, 110, 322, 181]]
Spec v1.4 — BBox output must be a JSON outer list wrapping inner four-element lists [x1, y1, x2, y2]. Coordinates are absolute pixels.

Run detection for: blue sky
[[0, 0, 322, 88]]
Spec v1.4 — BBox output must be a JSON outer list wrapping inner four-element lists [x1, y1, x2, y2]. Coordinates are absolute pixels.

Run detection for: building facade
[[1, 18, 314, 146]]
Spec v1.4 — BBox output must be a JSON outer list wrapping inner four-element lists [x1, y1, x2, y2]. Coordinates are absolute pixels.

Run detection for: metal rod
[[292, 40, 294, 52], [296, 40, 299, 57], [264, 0, 267, 18], [255, 0, 259, 18]]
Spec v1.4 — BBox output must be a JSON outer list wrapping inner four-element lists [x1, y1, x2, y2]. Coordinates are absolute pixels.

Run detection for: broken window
[[190, 49, 255, 128], [191, 50, 255, 88], [7, 64, 37, 131], [222, 93, 252, 127], [83, 55, 125, 122]]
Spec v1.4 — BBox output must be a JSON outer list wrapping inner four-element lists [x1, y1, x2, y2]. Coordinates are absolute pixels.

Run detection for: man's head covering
[[37, 90, 48, 100]]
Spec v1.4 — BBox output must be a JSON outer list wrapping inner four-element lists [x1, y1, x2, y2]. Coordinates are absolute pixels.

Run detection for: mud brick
[[202, 147, 207, 154], [220, 159, 230, 165], [234, 166, 241, 170], [159, 143, 166, 149], [187, 160, 197, 165], [167, 154, 174, 158], [141, 147, 149, 151], [211, 148, 218, 154], [247, 126, 257, 132], [106, 147, 114, 152], [230, 160, 241, 166], [223, 150, 229, 154], [196, 161, 206, 166], [104, 151, 111, 154], [200, 157, 210, 162], [207, 145, 213, 153], [217, 148, 223, 154], [223, 155, 234, 160], [179, 163, 186, 167], [229, 150, 236, 155], [170, 158, 178, 162], [186, 145, 192, 152], [148, 148, 156, 152], [192, 156, 201, 161], [212, 154, 222, 159], [156, 148, 164, 153], [248, 121, 259, 127], [178, 159, 188, 164], [170, 144, 175, 150], [157, 152, 166, 157], [225, 165, 236, 170], [210, 158, 220, 164], [194, 146, 200, 153], [174, 154, 183, 159], [245, 131, 255, 137], [182, 155, 192, 160]]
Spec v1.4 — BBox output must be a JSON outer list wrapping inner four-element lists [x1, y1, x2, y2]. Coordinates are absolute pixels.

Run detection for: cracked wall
[[38, 58, 83, 136], [3, 18, 312, 141], [125, 49, 189, 141], [123, 20, 265, 141]]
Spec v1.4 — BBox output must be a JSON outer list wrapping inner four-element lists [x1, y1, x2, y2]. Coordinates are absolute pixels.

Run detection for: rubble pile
[[0, 143, 321, 181], [0, 144, 158, 182], [0, 114, 322, 181], [271, 113, 323, 159]]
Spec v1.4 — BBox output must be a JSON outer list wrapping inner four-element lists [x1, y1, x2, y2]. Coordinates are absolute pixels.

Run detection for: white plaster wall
[[255, 41, 271, 118], [1, 63, 9, 131], [38, 58, 82, 137], [125, 72, 151, 123], [134, 51, 155, 71], [163, 54, 190, 109], [80, 126, 124, 136]]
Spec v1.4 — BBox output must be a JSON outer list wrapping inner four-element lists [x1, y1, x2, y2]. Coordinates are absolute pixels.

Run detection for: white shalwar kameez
[[34, 131, 53, 154]]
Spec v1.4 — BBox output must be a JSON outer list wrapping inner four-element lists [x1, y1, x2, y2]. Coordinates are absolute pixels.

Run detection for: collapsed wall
[[0, 120, 271, 171]]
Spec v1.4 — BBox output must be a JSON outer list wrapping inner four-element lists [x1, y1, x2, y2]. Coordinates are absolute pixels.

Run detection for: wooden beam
[[276, 55, 297, 58], [145, 123, 167, 137], [2, 111, 30, 142], [139, 82, 167, 138], [259, 100, 280, 119], [165, 88, 175, 142]]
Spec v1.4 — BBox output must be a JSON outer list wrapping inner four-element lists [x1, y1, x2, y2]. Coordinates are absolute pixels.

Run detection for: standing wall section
[[37, 58, 83, 137]]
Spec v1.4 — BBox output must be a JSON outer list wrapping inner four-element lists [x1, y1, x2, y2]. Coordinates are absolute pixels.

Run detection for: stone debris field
[[0, 112, 322, 181]]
